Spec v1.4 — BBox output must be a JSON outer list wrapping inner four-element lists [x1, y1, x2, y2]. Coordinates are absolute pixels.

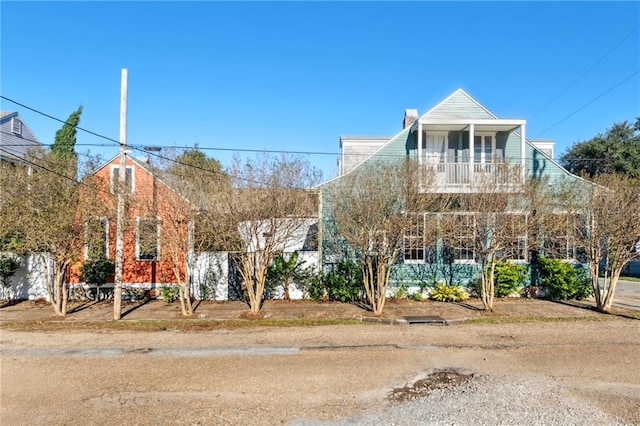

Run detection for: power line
[[534, 69, 640, 138], [0, 148, 113, 196], [529, 25, 640, 121], [0, 96, 120, 146], [4, 141, 626, 163]]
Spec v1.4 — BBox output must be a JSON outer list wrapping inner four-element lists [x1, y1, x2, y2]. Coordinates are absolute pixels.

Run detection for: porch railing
[[422, 162, 522, 191]]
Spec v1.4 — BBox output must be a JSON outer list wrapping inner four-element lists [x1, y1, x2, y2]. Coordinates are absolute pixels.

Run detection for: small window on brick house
[[137, 217, 160, 261], [110, 165, 134, 194]]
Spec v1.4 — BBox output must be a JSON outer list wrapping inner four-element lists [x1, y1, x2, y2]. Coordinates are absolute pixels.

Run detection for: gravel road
[[2, 320, 639, 425]]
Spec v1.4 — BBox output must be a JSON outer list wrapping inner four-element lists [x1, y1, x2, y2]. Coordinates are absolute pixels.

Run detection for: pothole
[[389, 369, 475, 403]]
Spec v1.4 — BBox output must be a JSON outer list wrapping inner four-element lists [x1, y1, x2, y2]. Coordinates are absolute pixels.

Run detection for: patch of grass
[[620, 276, 640, 283], [0, 318, 364, 332], [462, 315, 620, 325]]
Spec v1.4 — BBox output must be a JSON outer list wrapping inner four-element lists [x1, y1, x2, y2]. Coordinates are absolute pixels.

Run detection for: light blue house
[[0, 112, 42, 164], [319, 89, 588, 289]]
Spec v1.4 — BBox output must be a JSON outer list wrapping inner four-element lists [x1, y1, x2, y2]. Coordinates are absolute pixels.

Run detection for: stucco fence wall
[[2, 251, 320, 302]]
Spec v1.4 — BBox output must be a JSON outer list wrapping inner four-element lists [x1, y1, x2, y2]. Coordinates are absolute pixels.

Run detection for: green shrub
[[160, 284, 179, 303], [494, 262, 528, 297], [79, 258, 115, 285], [0, 255, 20, 299], [409, 292, 423, 301], [80, 258, 115, 300], [303, 273, 327, 301], [429, 283, 469, 302], [300, 261, 364, 303], [536, 257, 592, 300], [392, 282, 410, 299]]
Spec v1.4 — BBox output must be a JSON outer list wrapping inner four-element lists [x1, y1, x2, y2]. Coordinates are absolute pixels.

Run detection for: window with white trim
[[136, 217, 160, 261], [473, 133, 497, 172], [498, 213, 528, 261], [404, 214, 425, 262], [110, 165, 134, 194], [442, 213, 476, 262], [85, 217, 109, 259], [543, 213, 585, 261]]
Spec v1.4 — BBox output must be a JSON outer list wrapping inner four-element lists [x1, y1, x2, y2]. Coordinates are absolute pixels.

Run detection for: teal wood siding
[[526, 143, 572, 181], [422, 91, 496, 120], [502, 131, 522, 161], [359, 127, 413, 165]]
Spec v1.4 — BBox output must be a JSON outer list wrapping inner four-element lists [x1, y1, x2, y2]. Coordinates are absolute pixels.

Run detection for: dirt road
[[1, 319, 639, 425]]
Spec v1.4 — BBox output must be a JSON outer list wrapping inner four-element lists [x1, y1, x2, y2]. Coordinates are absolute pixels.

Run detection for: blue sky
[[2, 1, 639, 179]]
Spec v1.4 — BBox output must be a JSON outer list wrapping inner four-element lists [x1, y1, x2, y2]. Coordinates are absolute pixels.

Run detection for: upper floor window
[[85, 217, 109, 260], [11, 118, 22, 135], [110, 165, 134, 194]]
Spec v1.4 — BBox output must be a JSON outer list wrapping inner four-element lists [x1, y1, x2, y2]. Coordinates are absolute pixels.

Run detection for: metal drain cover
[[403, 315, 446, 324]]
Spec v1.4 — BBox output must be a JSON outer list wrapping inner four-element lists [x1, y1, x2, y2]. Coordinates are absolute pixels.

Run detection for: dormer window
[[11, 117, 22, 135]]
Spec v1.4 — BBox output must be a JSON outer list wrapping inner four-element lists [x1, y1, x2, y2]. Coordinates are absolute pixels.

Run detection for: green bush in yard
[[429, 283, 469, 302], [537, 257, 592, 300], [494, 262, 528, 297], [80, 257, 115, 301], [300, 261, 363, 302]]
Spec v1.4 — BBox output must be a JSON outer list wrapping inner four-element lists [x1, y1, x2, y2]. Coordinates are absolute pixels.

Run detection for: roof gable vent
[[11, 117, 22, 135]]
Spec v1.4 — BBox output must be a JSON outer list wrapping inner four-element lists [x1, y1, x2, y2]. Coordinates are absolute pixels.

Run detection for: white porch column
[[468, 123, 475, 164], [520, 124, 526, 181], [417, 122, 423, 165], [469, 123, 475, 184]]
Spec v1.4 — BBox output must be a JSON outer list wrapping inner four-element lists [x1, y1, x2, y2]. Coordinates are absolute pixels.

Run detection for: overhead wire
[[528, 24, 640, 121], [534, 69, 640, 137], [0, 148, 113, 196], [0, 95, 121, 146]]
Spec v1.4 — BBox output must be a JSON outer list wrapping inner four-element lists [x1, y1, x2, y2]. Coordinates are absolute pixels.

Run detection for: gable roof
[[94, 154, 192, 204], [419, 88, 498, 121], [318, 88, 587, 187], [0, 112, 43, 162]]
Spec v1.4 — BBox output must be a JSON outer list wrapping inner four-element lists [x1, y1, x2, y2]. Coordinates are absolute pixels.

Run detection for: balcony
[[421, 161, 523, 193]]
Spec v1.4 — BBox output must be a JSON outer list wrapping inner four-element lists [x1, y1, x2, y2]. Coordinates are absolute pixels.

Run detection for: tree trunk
[[284, 277, 290, 301], [601, 266, 623, 312], [481, 261, 495, 312]]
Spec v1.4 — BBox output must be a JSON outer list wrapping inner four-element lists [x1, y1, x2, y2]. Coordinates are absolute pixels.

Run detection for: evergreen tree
[[51, 106, 83, 167], [560, 118, 640, 178]]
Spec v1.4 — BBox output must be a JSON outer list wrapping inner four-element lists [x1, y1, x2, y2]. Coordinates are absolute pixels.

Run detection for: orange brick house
[[68, 154, 191, 296]]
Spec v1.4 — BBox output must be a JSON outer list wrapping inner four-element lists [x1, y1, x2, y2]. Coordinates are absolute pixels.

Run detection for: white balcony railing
[[422, 162, 523, 192]]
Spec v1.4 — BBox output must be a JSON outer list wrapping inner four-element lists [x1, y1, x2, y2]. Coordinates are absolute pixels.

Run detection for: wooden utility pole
[[114, 68, 128, 320]]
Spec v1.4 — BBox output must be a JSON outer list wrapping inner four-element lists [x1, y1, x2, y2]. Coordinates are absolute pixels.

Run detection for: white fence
[[1, 253, 51, 300], [2, 251, 320, 301]]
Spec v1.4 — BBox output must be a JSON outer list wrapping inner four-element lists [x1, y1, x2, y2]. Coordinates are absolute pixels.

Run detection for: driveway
[[612, 279, 640, 311]]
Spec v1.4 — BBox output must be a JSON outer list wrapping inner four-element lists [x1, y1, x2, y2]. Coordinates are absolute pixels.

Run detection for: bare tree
[[0, 149, 103, 315], [220, 154, 321, 314], [569, 174, 640, 312], [145, 149, 229, 315], [325, 159, 432, 315], [448, 167, 558, 311]]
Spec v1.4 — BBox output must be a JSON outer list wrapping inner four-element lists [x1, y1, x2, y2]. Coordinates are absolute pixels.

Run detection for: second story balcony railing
[[421, 161, 524, 193]]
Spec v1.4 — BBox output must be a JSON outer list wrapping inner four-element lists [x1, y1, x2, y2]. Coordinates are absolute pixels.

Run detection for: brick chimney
[[403, 109, 418, 129]]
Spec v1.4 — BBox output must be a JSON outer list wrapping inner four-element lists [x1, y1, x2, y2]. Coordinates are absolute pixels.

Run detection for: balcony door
[[421, 133, 446, 165], [474, 134, 495, 172]]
